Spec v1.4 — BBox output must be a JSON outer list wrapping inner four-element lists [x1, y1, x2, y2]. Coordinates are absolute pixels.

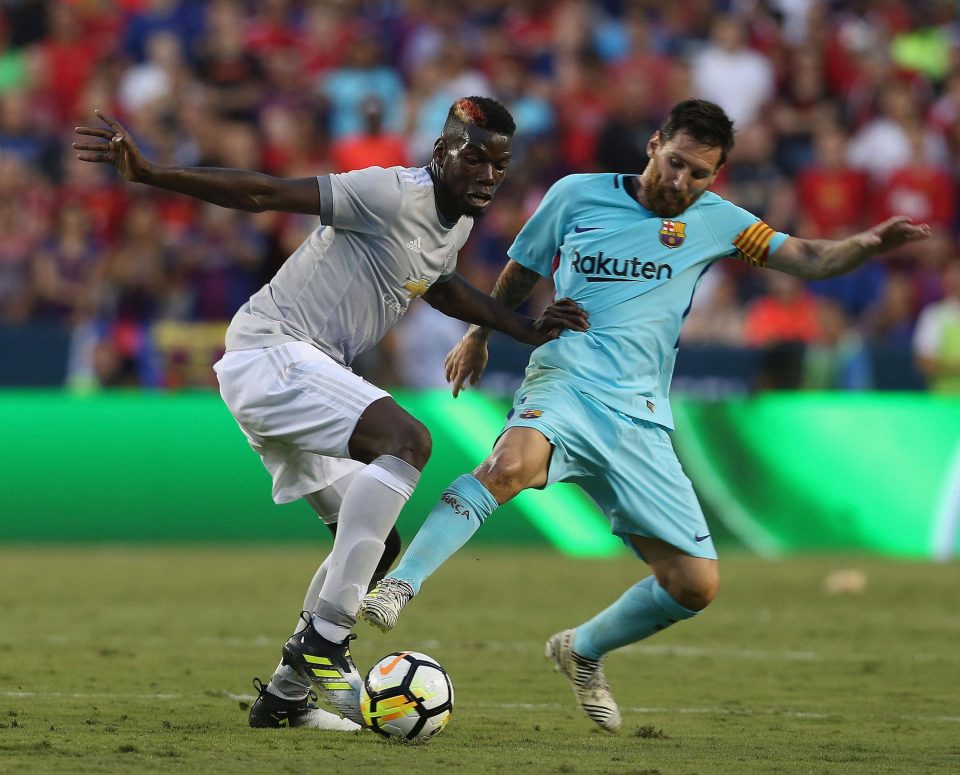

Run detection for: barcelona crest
[[659, 219, 686, 248], [519, 409, 544, 419]]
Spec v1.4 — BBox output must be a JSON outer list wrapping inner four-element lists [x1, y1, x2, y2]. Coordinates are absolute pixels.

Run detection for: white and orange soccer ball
[[360, 651, 454, 742]]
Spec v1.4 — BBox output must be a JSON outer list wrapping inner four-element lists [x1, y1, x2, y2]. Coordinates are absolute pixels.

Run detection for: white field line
[[3, 691, 959, 724]]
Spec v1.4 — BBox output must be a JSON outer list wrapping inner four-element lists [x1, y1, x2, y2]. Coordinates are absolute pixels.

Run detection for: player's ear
[[432, 137, 447, 167], [646, 131, 660, 158]]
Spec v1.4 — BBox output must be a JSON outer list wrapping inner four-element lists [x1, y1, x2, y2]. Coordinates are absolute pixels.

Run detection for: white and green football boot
[[358, 577, 415, 633], [545, 628, 622, 733]]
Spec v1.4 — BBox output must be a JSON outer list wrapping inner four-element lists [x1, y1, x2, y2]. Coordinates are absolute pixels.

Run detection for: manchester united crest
[[659, 219, 686, 248]]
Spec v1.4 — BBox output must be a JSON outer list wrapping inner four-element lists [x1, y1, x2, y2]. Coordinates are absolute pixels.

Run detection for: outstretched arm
[[431, 260, 554, 396], [73, 110, 321, 214], [422, 269, 586, 345], [767, 216, 931, 279]]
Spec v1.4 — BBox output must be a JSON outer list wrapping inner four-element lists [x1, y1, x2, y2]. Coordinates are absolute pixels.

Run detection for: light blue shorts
[[503, 378, 717, 560]]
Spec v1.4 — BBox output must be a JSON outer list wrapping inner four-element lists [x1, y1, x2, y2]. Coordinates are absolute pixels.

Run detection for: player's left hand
[[529, 297, 589, 343], [73, 109, 151, 182], [859, 216, 932, 253]]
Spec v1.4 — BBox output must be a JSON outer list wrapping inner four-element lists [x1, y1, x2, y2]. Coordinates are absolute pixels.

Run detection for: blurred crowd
[[1, 0, 960, 392]]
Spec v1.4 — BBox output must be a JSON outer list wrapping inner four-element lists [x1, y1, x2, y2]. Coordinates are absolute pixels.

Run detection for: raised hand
[[73, 110, 150, 182], [861, 216, 932, 254], [445, 332, 490, 398]]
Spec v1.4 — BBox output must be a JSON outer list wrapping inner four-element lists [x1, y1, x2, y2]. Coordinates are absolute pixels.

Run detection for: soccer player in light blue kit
[[359, 100, 931, 732]]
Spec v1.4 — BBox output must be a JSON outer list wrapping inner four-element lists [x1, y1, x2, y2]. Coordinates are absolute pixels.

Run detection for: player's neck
[[427, 164, 460, 225], [625, 174, 651, 210]]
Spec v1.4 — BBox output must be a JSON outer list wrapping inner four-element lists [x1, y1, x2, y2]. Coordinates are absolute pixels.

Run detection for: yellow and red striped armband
[[732, 221, 775, 267]]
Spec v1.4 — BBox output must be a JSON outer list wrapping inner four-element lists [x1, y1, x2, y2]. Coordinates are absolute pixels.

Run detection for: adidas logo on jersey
[[405, 237, 423, 254]]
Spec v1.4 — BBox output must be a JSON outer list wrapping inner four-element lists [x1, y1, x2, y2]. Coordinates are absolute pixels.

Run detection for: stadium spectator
[[116, 30, 187, 116], [31, 201, 106, 389], [719, 121, 794, 231], [802, 297, 874, 390], [796, 122, 869, 239], [913, 259, 960, 393], [552, 47, 611, 172], [320, 33, 405, 140], [0, 89, 49, 169], [31, 202, 103, 327], [872, 124, 956, 233], [691, 13, 775, 129], [769, 47, 836, 175], [0, 197, 36, 323], [680, 267, 746, 347], [121, 0, 206, 64], [0, 15, 28, 95], [594, 75, 656, 174], [192, 0, 266, 124], [330, 95, 408, 173], [34, 1, 99, 123], [745, 272, 821, 348], [176, 202, 267, 322], [862, 271, 918, 348], [486, 52, 556, 159], [847, 80, 948, 182], [260, 104, 329, 177]]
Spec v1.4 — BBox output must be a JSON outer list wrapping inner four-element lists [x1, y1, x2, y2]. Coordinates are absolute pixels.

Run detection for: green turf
[[1, 547, 958, 774]]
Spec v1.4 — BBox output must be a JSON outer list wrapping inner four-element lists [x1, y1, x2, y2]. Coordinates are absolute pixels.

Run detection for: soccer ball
[[360, 651, 454, 742]]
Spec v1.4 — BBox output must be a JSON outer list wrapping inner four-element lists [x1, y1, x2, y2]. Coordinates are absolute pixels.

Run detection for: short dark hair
[[442, 96, 516, 136], [659, 99, 735, 166]]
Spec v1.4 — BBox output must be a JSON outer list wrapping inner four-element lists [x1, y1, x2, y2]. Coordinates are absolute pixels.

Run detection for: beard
[[644, 162, 695, 217], [460, 198, 493, 218]]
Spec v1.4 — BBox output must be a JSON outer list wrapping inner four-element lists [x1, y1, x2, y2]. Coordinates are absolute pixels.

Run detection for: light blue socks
[[391, 474, 499, 593], [572, 575, 699, 660]]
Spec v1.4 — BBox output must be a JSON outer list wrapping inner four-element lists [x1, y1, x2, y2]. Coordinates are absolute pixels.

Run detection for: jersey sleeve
[[711, 200, 789, 267], [320, 166, 405, 234], [507, 175, 577, 276]]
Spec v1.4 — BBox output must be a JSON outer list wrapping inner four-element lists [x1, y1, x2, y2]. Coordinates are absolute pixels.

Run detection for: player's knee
[[670, 573, 719, 611], [392, 418, 432, 469], [474, 453, 532, 501], [369, 417, 432, 470]]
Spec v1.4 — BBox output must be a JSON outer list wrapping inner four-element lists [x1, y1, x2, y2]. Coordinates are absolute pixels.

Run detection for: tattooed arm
[[444, 260, 546, 396], [767, 216, 930, 279], [464, 260, 543, 342]]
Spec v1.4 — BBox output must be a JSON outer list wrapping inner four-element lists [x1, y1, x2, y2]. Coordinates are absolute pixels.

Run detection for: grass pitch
[[1, 546, 958, 774]]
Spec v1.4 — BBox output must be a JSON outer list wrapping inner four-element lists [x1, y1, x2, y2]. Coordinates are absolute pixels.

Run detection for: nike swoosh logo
[[695, 534, 711, 543], [378, 652, 409, 676], [574, 225, 602, 233]]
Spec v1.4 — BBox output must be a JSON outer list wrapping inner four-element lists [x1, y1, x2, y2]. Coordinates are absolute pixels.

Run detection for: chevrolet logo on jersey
[[570, 250, 673, 283], [402, 275, 431, 299], [659, 219, 686, 248]]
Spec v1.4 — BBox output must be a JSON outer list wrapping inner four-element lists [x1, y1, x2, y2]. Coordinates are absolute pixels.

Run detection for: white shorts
[[213, 341, 389, 505]]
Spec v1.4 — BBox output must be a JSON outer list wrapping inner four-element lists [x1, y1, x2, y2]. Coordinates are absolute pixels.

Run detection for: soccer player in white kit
[[74, 97, 589, 729]]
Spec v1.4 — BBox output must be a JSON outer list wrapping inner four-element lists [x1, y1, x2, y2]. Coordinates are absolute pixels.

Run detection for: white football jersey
[[225, 166, 474, 366]]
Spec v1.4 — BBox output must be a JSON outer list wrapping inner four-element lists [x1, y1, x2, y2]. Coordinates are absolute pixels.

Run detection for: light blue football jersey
[[509, 173, 788, 429]]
